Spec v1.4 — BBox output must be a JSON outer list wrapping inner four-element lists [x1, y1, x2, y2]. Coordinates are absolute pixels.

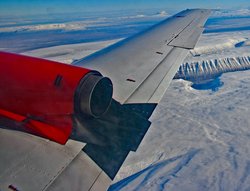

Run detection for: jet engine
[[0, 51, 113, 144]]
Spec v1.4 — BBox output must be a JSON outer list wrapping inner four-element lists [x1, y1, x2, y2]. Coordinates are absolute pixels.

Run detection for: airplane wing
[[0, 9, 210, 191], [73, 9, 210, 104]]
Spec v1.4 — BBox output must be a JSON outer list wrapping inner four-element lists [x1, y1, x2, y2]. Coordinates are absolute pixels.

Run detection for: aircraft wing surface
[[74, 9, 211, 104], [0, 9, 210, 191]]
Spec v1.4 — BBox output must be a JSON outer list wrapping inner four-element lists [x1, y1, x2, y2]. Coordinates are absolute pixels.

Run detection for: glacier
[[174, 32, 250, 82], [175, 56, 250, 81]]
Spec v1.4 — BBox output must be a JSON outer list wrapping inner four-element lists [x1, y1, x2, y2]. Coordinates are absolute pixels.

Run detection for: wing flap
[[46, 151, 111, 191], [0, 129, 85, 191], [168, 26, 204, 49], [168, 10, 210, 49]]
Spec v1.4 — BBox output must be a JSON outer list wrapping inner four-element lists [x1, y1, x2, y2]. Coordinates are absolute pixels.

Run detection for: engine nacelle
[[0, 51, 113, 144]]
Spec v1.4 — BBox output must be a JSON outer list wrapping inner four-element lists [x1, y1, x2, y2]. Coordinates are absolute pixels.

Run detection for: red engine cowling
[[0, 51, 113, 144]]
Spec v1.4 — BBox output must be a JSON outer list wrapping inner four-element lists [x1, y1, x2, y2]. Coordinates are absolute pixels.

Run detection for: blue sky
[[0, 0, 249, 16]]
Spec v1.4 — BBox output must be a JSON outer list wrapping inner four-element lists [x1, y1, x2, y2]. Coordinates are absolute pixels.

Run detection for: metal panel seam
[[42, 144, 86, 191], [124, 47, 174, 103], [167, 17, 196, 46], [147, 48, 188, 102], [88, 171, 103, 191]]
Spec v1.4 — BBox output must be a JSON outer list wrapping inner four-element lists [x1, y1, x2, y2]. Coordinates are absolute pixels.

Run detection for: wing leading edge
[[0, 9, 210, 191]]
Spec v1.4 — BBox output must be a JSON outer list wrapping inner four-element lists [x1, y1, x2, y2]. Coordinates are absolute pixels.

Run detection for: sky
[[0, 0, 250, 16]]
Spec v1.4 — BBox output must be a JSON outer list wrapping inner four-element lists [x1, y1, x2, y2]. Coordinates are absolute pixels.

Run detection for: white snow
[[212, 8, 250, 17], [23, 39, 121, 64], [241, 39, 250, 47], [116, 11, 169, 19], [0, 18, 113, 33], [176, 56, 250, 80], [0, 10, 169, 33], [188, 31, 250, 58], [0, 22, 87, 32], [173, 32, 250, 81]]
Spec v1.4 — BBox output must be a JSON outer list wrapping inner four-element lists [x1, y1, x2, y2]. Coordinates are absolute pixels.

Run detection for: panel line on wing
[[123, 47, 174, 103], [88, 170, 103, 191], [148, 48, 189, 103], [167, 17, 196, 48], [164, 17, 195, 45]]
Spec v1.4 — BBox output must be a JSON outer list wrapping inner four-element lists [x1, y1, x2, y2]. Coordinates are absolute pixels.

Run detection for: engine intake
[[75, 72, 113, 118]]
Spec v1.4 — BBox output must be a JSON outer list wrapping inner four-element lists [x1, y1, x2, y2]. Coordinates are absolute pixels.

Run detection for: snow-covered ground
[[175, 31, 250, 81], [21, 30, 250, 190], [23, 39, 120, 64]]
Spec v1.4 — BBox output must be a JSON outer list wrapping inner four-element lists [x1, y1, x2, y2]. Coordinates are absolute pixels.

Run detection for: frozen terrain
[[175, 31, 250, 81], [0, 10, 169, 53], [23, 39, 120, 64]]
